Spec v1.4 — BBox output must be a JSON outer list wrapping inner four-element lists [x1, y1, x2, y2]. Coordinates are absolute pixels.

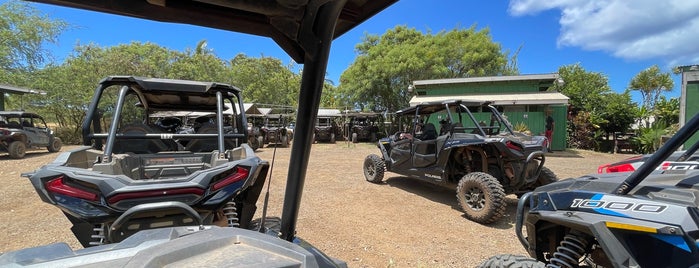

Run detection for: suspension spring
[[547, 231, 591, 268], [222, 200, 240, 227], [89, 223, 106, 246]]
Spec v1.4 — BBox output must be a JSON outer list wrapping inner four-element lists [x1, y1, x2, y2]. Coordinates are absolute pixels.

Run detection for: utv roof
[[99, 76, 242, 111], [27, 0, 397, 64], [100, 76, 242, 95], [395, 99, 490, 116], [0, 111, 43, 118], [343, 111, 381, 117]]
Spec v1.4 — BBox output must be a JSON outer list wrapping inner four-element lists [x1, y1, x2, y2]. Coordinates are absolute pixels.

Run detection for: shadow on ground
[[384, 176, 520, 230], [0, 150, 56, 161]]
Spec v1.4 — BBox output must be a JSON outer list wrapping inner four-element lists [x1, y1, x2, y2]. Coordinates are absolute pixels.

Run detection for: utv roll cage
[[83, 76, 248, 163]]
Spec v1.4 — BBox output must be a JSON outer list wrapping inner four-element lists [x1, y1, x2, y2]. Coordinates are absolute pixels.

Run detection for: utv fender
[[11, 133, 28, 143]]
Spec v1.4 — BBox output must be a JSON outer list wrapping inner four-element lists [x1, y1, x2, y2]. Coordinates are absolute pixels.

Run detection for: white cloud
[[508, 0, 699, 66]]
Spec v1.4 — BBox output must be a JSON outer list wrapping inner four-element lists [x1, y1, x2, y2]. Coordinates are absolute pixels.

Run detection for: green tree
[[0, 1, 67, 73], [629, 65, 673, 111], [597, 90, 637, 136], [339, 25, 517, 112], [169, 40, 230, 82], [230, 54, 300, 106], [554, 63, 610, 113], [653, 96, 679, 132], [0, 0, 67, 109]]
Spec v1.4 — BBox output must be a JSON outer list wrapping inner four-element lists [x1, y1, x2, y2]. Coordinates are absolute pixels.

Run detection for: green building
[[409, 74, 568, 151], [678, 65, 699, 148]]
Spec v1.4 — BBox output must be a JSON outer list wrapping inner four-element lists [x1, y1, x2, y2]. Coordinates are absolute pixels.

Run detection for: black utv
[[363, 100, 557, 224], [314, 116, 341, 143], [262, 114, 293, 148], [345, 112, 382, 143], [479, 104, 699, 268]]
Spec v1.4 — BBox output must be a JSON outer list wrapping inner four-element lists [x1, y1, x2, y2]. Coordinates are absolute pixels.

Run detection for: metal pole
[[280, 0, 347, 242]]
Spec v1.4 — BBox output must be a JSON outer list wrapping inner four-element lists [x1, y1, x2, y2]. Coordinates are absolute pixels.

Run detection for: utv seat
[[113, 124, 178, 154], [413, 123, 439, 167], [420, 123, 438, 140], [185, 123, 238, 153]]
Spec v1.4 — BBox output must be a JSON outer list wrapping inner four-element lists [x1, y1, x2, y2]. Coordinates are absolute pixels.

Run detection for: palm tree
[[629, 65, 674, 111]]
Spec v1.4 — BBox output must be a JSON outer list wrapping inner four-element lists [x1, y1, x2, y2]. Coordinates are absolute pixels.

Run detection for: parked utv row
[[314, 111, 384, 144]]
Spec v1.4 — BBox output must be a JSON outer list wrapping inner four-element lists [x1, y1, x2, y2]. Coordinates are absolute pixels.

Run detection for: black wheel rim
[[365, 161, 375, 177], [464, 186, 485, 211]]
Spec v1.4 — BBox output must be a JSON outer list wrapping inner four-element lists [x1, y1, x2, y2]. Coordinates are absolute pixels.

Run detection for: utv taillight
[[211, 166, 250, 191], [505, 141, 522, 151], [46, 176, 99, 201], [602, 163, 635, 173], [0, 129, 9, 136]]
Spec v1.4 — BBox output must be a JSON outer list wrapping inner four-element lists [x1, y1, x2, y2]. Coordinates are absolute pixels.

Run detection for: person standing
[[545, 109, 554, 152]]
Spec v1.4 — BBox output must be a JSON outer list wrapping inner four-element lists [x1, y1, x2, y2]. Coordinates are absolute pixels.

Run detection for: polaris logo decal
[[571, 199, 667, 213], [425, 174, 441, 180], [657, 161, 699, 171]]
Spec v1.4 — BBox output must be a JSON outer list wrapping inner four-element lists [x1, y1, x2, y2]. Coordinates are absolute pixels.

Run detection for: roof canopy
[[0, 84, 46, 95], [409, 92, 569, 106], [27, 0, 397, 63]]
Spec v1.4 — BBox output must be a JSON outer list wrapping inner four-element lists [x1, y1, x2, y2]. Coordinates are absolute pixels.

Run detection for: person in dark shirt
[[545, 109, 554, 151]]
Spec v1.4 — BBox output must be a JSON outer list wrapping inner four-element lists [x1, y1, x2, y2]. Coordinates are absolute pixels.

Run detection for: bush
[[55, 126, 82, 145], [567, 111, 601, 151], [631, 123, 667, 154], [514, 121, 529, 132]]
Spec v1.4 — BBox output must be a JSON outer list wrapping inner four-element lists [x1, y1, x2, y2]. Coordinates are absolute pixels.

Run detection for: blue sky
[[22, 0, 699, 103]]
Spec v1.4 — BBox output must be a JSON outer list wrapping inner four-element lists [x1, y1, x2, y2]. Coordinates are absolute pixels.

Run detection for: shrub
[[55, 126, 82, 145]]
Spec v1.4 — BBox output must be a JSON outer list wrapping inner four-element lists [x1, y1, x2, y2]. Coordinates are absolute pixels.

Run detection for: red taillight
[[602, 163, 636, 173], [211, 166, 250, 191], [107, 187, 205, 204], [0, 129, 10, 136], [506, 141, 522, 151], [46, 176, 98, 201]]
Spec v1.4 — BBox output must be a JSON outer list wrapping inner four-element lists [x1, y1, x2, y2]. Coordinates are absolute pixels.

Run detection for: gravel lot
[[0, 143, 632, 267]]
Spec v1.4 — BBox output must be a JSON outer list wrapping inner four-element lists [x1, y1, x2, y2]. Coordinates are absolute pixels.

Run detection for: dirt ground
[[0, 143, 632, 267]]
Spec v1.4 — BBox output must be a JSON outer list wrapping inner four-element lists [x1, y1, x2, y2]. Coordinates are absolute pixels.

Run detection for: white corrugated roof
[[412, 74, 559, 86], [409, 92, 569, 106], [317, 108, 342, 117]]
